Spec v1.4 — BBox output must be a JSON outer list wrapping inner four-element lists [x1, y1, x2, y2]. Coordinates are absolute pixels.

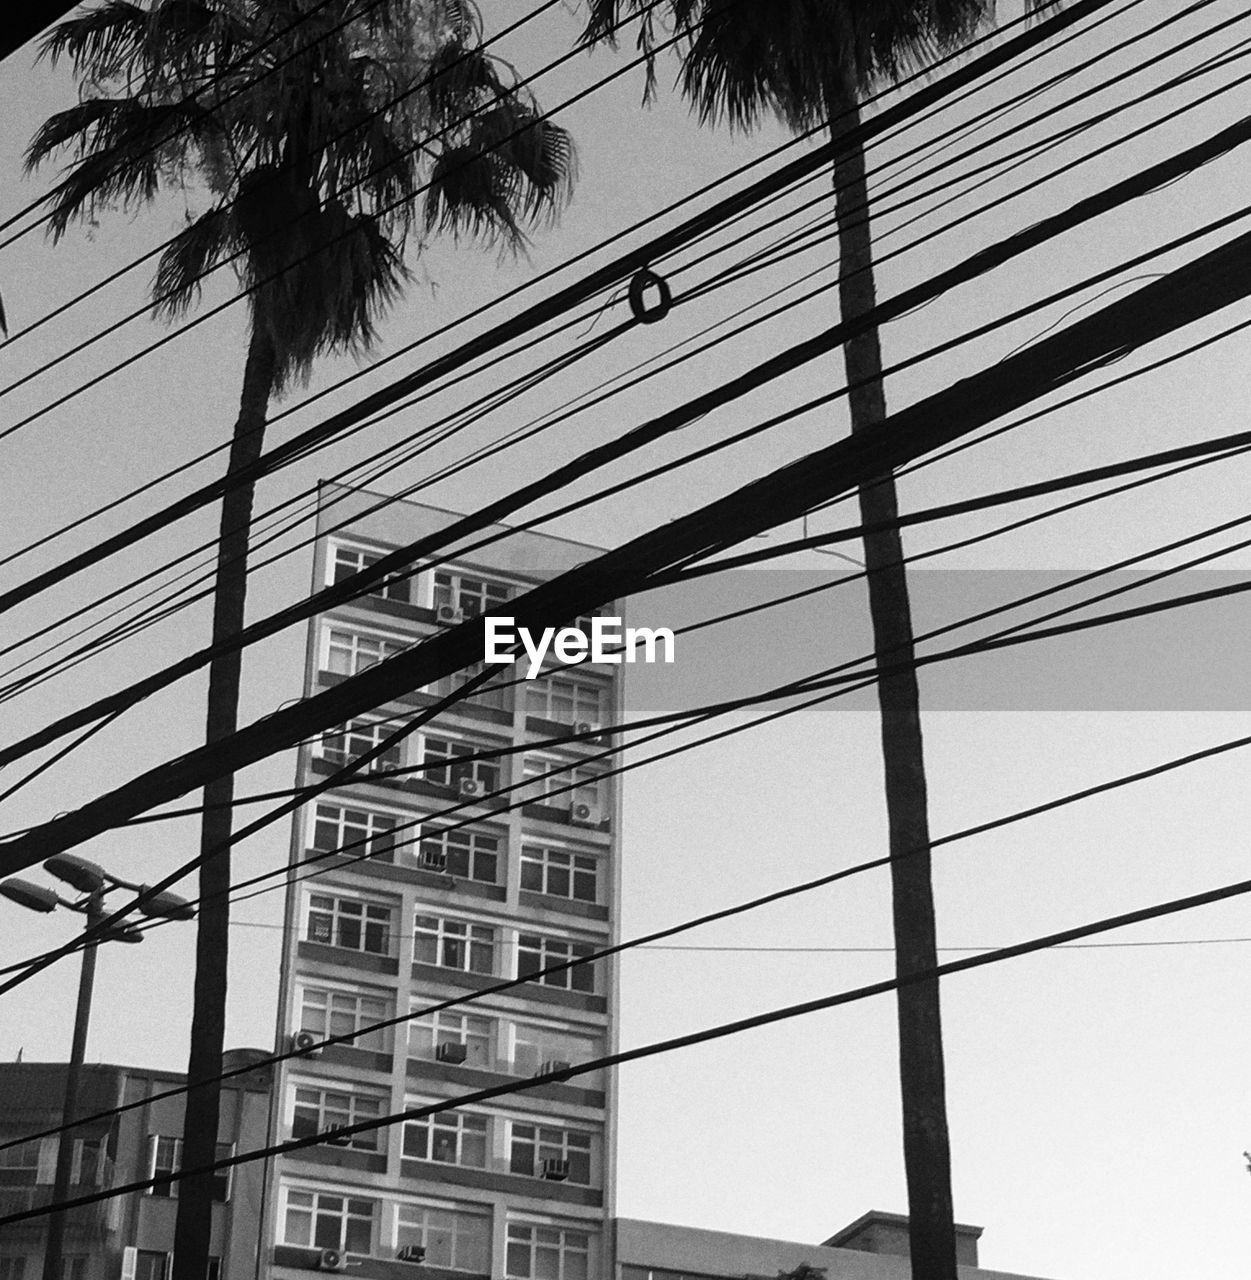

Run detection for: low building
[[0, 1050, 272, 1280], [615, 1212, 1055, 1280]]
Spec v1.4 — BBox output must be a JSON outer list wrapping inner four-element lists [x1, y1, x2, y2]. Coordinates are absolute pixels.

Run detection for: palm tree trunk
[[172, 327, 276, 1280], [828, 87, 957, 1279]]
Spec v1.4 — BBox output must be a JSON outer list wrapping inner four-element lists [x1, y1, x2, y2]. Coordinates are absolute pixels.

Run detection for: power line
[[8, 14, 1245, 709], [8, 104, 1246, 773], [4, 208, 1251, 898], [0, 0, 402, 244], [7, 857, 1251, 1224], [0, 0, 1120, 609]]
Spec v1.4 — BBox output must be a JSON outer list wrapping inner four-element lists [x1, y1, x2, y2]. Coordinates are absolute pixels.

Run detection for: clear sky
[[2, 2, 1251, 1278]]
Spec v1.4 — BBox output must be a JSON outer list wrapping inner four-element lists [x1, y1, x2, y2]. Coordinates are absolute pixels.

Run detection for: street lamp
[[0, 857, 194, 1280]]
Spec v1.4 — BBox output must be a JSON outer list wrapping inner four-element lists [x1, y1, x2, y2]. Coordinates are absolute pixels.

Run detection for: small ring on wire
[[628, 268, 673, 324]]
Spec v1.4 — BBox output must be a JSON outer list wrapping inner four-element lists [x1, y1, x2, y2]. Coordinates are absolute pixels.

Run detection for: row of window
[[328, 545, 601, 643], [311, 800, 604, 896], [290, 1087, 596, 1184], [302, 896, 598, 992], [323, 626, 610, 724], [296, 991, 604, 1077], [317, 725, 610, 818], [0, 1258, 220, 1280], [0, 1259, 96, 1280], [0, 1136, 104, 1185], [283, 1185, 592, 1280]]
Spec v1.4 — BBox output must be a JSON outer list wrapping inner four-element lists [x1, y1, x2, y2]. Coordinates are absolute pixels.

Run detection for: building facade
[[614, 1214, 1057, 1280], [265, 489, 623, 1280], [0, 1052, 271, 1280]]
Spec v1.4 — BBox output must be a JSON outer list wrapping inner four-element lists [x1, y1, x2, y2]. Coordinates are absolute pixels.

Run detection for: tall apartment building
[[266, 488, 621, 1280]]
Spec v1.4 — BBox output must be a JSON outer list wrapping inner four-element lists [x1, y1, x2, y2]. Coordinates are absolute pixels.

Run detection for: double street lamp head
[[0, 856, 195, 929]]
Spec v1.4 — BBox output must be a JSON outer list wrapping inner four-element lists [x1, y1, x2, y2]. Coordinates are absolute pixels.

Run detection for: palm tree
[[28, 3, 573, 1276], [581, 3, 1042, 1275]]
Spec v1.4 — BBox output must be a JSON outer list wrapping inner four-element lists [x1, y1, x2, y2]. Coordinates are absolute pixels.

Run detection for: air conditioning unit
[[436, 603, 464, 625], [536, 1058, 571, 1077], [290, 1030, 322, 1057], [541, 1157, 570, 1182], [570, 802, 601, 826], [419, 847, 448, 873], [574, 721, 603, 743], [395, 1246, 427, 1265], [457, 777, 486, 799], [436, 1041, 467, 1065], [317, 1249, 345, 1273], [323, 1127, 352, 1147]]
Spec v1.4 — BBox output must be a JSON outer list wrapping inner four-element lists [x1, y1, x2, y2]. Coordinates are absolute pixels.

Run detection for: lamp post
[[0, 855, 194, 1280]]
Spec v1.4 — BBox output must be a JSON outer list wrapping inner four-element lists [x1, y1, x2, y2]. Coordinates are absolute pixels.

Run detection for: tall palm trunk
[[829, 87, 956, 1280], [172, 328, 277, 1280]]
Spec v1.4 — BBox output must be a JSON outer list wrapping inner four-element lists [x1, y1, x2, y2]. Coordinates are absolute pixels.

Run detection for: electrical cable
[[12, 22, 1246, 704], [10, 677, 1251, 1157], [0, 0, 415, 245], [6, 63, 1248, 1009], [7, 858, 1251, 1222], [7, 115, 1248, 766], [0, 0, 1120, 604], [0, 0, 1135, 602], [0, 0, 704, 434], [16, 436, 1251, 1000]]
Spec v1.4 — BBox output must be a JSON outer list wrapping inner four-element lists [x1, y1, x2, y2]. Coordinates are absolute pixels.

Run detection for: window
[[284, 1189, 375, 1254], [319, 719, 402, 773], [291, 1086, 384, 1151], [507, 1124, 592, 1183], [517, 934, 596, 993], [299, 987, 392, 1053], [121, 1260, 219, 1280], [396, 1202, 491, 1273], [416, 825, 499, 884], [508, 1023, 601, 1079], [520, 845, 598, 903], [506, 1223, 591, 1280], [432, 570, 511, 618], [0, 1138, 50, 1182], [329, 543, 412, 603], [306, 893, 394, 956], [148, 1136, 233, 1201], [520, 757, 606, 812], [420, 736, 501, 792], [311, 802, 399, 863], [71, 1137, 105, 1186], [323, 626, 410, 678], [0, 1260, 26, 1280], [425, 660, 510, 712], [526, 677, 604, 726], [402, 1109, 488, 1168], [414, 915, 494, 975], [408, 1010, 494, 1070], [130, 1253, 168, 1280]]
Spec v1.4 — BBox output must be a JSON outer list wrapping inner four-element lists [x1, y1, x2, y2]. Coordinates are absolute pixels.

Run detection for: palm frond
[[153, 203, 240, 316], [141, 0, 255, 75], [469, 104, 576, 221], [38, 1, 148, 77], [424, 144, 524, 250], [27, 96, 215, 239], [425, 40, 507, 121]]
